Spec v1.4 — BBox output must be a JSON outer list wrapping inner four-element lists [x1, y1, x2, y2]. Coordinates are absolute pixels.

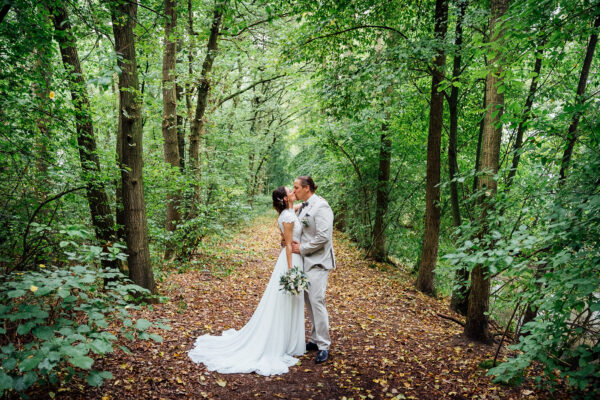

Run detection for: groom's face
[[293, 179, 309, 201]]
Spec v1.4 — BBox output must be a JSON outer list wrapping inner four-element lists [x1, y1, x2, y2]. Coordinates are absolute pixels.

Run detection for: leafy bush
[[0, 265, 170, 397], [445, 154, 600, 396]]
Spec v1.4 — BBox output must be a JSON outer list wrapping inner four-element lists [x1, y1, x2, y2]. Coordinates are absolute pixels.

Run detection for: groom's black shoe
[[315, 350, 329, 364], [306, 342, 319, 351]]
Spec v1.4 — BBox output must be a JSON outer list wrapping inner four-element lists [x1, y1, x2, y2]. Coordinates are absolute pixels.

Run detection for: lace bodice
[[278, 209, 302, 242]]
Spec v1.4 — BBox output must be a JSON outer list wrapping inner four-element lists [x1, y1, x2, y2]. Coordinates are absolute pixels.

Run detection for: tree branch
[[216, 74, 286, 107], [303, 25, 409, 46]]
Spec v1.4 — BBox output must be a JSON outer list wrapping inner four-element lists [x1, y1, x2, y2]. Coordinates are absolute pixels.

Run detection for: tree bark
[[448, 0, 469, 314], [188, 3, 224, 210], [370, 118, 391, 261], [558, 11, 600, 182], [472, 86, 485, 193], [448, 0, 467, 229], [506, 49, 543, 191], [416, 0, 449, 296], [50, 3, 118, 269], [161, 0, 181, 259], [110, 0, 155, 293], [465, 0, 508, 343]]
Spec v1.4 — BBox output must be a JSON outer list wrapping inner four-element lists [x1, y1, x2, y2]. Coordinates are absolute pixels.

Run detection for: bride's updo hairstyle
[[272, 186, 288, 214]]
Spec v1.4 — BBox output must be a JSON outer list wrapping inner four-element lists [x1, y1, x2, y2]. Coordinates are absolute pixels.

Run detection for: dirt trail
[[77, 213, 566, 400]]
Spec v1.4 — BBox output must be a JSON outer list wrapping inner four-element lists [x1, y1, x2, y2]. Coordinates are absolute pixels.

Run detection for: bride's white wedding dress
[[188, 208, 305, 376]]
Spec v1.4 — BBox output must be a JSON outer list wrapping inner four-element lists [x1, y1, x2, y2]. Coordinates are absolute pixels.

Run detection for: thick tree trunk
[[465, 0, 508, 343], [188, 4, 223, 210], [558, 12, 600, 182], [370, 119, 391, 262], [161, 0, 181, 259], [416, 0, 449, 295], [110, 0, 155, 293], [50, 4, 118, 269], [506, 49, 543, 191]]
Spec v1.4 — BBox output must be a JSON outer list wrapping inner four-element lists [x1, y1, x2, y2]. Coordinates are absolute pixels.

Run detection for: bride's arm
[[282, 222, 294, 270]]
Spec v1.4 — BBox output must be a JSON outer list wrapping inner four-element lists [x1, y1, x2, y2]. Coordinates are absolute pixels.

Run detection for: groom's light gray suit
[[298, 194, 335, 351]]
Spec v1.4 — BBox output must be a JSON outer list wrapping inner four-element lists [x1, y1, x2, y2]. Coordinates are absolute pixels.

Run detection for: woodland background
[[0, 0, 599, 397]]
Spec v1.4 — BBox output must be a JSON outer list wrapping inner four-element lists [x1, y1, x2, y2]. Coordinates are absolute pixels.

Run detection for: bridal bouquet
[[280, 266, 309, 295]]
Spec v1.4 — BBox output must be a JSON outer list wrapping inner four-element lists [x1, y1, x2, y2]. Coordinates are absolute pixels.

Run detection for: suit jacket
[[298, 195, 336, 270]]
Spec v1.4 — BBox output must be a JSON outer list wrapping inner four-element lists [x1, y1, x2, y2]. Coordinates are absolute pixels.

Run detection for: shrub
[[0, 265, 170, 397]]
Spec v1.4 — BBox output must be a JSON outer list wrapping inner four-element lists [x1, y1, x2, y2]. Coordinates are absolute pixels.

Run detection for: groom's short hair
[[297, 176, 317, 192]]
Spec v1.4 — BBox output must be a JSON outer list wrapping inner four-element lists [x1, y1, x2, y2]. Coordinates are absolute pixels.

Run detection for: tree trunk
[[176, 82, 186, 171], [115, 74, 126, 242], [416, 0, 449, 296], [558, 11, 600, 182], [465, 0, 508, 343], [188, 4, 223, 210], [472, 86, 485, 193], [110, 0, 155, 293], [448, 0, 468, 314], [448, 0, 466, 229], [370, 119, 391, 262], [506, 49, 543, 191], [50, 4, 118, 270], [161, 0, 181, 259]]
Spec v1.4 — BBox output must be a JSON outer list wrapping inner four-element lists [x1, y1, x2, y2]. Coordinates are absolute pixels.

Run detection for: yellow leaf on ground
[[216, 379, 227, 387]]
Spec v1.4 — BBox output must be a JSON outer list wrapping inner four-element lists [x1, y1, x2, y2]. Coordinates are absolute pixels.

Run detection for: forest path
[[83, 213, 547, 400]]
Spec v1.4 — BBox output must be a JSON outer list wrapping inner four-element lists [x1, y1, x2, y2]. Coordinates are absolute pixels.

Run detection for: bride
[[188, 186, 306, 376]]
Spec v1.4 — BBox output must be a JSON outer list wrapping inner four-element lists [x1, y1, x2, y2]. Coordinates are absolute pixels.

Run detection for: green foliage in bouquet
[[279, 266, 310, 296]]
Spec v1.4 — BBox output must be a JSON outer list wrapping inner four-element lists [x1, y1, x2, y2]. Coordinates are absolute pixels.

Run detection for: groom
[[292, 176, 335, 364]]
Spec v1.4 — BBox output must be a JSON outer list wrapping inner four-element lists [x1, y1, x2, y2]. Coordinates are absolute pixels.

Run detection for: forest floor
[[70, 213, 573, 400]]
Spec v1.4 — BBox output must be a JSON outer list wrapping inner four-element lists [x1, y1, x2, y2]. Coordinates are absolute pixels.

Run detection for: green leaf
[[19, 355, 42, 372], [134, 318, 151, 331], [7, 289, 25, 298], [0, 371, 13, 392], [69, 355, 94, 370], [17, 321, 37, 335], [86, 370, 113, 387], [2, 357, 17, 370], [33, 326, 54, 340], [90, 339, 113, 355]]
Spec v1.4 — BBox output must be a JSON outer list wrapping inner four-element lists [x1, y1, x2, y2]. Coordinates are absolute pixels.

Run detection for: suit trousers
[[304, 264, 331, 350]]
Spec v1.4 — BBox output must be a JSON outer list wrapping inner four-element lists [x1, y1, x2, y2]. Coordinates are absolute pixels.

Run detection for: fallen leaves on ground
[[60, 213, 572, 399]]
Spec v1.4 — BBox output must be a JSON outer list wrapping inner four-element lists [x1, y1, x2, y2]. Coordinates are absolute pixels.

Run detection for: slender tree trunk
[[506, 49, 543, 191], [558, 11, 600, 182], [465, 0, 508, 343], [110, 0, 155, 292], [448, 0, 469, 314], [472, 86, 485, 193], [188, 4, 224, 212], [176, 82, 186, 171], [115, 74, 126, 242], [32, 49, 51, 184], [50, 4, 118, 269], [370, 118, 391, 261], [161, 0, 181, 259], [416, 0, 449, 295], [448, 0, 466, 229]]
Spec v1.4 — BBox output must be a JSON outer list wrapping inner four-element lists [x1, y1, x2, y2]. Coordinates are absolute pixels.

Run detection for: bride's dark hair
[[272, 186, 288, 214]]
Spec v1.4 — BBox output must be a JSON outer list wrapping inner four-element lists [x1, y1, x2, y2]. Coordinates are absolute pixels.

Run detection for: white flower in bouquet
[[279, 266, 310, 295]]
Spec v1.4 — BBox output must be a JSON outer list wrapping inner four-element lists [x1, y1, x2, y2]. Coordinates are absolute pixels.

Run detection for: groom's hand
[[291, 241, 301, 254], [280, 233, 285, 248]]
